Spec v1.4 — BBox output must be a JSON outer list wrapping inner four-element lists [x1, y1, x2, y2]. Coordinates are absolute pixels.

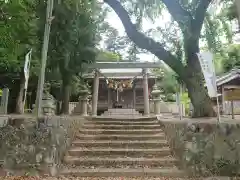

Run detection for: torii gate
[[88, 61, 162, 116]]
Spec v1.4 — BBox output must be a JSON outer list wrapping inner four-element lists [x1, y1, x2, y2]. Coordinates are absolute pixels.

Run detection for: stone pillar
[[92, 70, 99, 116], [142, 68, 150, 116], [108, 88, 111, 108], [79, 89, 89, 116], [151, 84, 161, 115], [80, 97, 88, 116], [222, 86, 225, 114], [133, 87, 136, 109], [0, 88, 9, 114]]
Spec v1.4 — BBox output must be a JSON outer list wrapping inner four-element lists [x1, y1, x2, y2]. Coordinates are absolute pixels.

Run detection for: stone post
[[142, 68, 150, 116], [108, 88, 111, 109], [41, 83, 56, 116], [0, 88, 9, 114], [79, 89, 89, 116], [87, 96, 92, 115], [222, 85, 225, 115], [92, 70, 99, 116], [151, 84, 162, 115], [133, 86, 136, 109]]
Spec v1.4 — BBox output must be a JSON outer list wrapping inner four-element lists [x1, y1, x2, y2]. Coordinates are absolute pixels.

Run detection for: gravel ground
[[0, 177, 237, 180]]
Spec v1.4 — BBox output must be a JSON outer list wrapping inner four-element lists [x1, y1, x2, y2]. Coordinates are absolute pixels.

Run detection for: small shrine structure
[[84, 61, 162, 116], [216, 69, 240, 115]]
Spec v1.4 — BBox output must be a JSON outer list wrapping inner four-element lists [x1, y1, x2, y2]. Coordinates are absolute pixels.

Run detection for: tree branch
[[192, 0, 213, 36], [161, 0, 192, 31], [103, 0, 186, 78]]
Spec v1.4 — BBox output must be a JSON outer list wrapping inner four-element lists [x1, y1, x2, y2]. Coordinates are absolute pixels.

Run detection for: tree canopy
[[103, 0, 238, 117], [1, 0, 239, 116], [0, 0, 112, 113]]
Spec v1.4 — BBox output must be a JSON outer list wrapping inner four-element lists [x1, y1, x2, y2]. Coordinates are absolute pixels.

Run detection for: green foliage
[[153, 67, 178, 102], [213, 52, 225, 75], [1, 0, 108, 112], [204, 13, 222, 53], [222, 44, 240, 72], [96, 50, 121, 61], [212, 44, 240, 75], [0, 0, 37, 59], [35, 0, 99, 112], [48, 0, 97, 74], [181, 92, 191, 115], [0, 0, 39, 76], [103, 26, 140, 60], [222, 0, 237, 21]]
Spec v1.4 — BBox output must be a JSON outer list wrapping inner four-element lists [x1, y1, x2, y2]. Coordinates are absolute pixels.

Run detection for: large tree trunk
[[184, 71, 216, 117], [15, 74, 25, 114], [61, 78, 70, 114], [184, 38, 216, 117]]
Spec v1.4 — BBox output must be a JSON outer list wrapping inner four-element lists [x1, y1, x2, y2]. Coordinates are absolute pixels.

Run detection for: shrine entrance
[[110, 88, 134, 109], [86, 61, 162, 116]]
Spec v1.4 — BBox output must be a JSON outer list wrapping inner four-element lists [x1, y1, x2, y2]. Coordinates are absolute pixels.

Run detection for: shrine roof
[[84, 68, 156, 79], [216, 69, 240, 86], [100, 68, 143, 73], [84, 61, 161, 79], [89, 61, 162, 69]]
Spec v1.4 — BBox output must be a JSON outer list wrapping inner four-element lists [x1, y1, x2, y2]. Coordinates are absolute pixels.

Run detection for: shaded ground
[[0, 177, 236, 180]]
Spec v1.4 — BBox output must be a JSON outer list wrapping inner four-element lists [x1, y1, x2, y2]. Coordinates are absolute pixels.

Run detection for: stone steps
[[82, 124, 161, 130], [102, 109, 141, 117], [72, 140, 169, 148], [91, 117, 156, 122], [61, 168, 185, 177], [62, 117, 184, 177], [79, 129, 163, 135], [85, 120, 158, 125], [64, 156, 178, 167], [67, 147, 171, 157], [76, 133, 166, 140], [102, 112, 141, 116]]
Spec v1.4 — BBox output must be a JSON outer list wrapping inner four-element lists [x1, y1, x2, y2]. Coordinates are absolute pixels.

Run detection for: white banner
[[24, 49, 32, 89], [197, 51, 217, 98]]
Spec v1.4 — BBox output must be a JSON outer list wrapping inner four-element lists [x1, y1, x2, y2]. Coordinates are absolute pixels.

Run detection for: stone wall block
[[160, 119, 240, 176], [0, 116, 86, 175]]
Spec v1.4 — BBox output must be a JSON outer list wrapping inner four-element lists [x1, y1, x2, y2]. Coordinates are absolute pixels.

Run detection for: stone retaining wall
[[0, 115, 86, 176], [160, 119, 240, 177]]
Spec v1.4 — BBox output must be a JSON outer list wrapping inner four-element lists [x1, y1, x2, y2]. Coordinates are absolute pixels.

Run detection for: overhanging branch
[[192, 0, 213, 36], [161, 0, 192, 31], [103, 0, 186, 78]]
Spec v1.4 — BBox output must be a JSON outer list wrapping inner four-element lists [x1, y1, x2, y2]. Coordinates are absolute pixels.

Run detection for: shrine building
[[85, 61, 161, 116]]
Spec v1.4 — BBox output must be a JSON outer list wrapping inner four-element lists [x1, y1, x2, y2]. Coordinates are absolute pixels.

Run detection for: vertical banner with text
[[24, 49, 32, 89], [197, 51, 220, 122], [197, 52, 217, 98], [23, 49, 32, 112]]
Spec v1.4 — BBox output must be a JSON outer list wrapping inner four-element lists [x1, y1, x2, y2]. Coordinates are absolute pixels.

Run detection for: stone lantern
[[87, 94, 92, 115], [42, 83, 56, 115], [78, 85, 89, 116], [151, 84, 162, 115]]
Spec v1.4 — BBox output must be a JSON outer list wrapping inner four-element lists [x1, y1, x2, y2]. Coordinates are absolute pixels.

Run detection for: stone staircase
[[61, 117, 184, 177], [101, 108, 142, 117]]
